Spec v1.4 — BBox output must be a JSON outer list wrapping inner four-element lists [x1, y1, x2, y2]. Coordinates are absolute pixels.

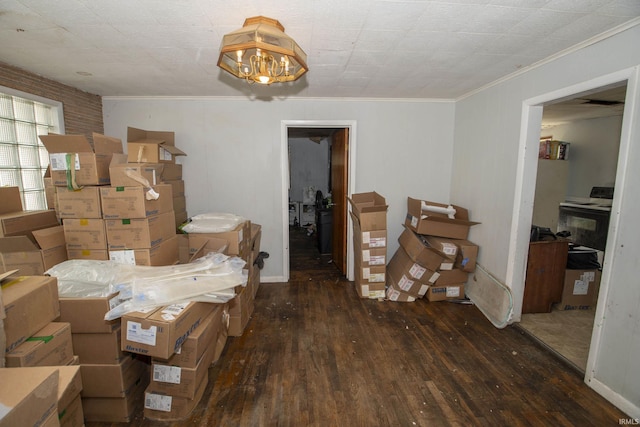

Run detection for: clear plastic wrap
[[180, 212, 245, 233], [46, 252, 247, 320]]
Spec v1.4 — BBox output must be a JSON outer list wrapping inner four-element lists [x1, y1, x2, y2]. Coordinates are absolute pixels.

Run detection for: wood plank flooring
[[87, 227, 627, 426]]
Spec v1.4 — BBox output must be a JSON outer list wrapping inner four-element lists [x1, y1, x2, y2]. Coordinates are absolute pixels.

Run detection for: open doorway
[[280, 120, 357, 283], [517, 83, 627, 373]]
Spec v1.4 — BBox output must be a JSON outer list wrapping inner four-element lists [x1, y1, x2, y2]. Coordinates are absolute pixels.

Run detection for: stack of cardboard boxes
[[1, 273, 85, 426], [349, 192, 389, 299], [388, 197, 479, 302]]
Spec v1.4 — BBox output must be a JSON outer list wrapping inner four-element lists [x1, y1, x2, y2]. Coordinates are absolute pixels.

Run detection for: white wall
[[544, 115, 622, 198], [452, 25, 640, 416], [102, 97, 455, 282]]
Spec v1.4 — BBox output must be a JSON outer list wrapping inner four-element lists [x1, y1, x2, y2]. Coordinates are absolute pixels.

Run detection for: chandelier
[[217, 16, 308, 85]]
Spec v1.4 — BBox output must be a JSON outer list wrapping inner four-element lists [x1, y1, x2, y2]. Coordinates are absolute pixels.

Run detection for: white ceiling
[[1, 0, 639, 101]]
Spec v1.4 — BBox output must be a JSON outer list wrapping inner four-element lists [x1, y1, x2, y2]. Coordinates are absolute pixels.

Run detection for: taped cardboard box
[[0, 186, 59, 240], [388, 246, 440, 286], [386, 252, 431, 298], [108, 234, 180, 266], [556, 269, 601, 311], [5, 322, 74, 367], [0, 367, 59, 427], [397, 226, 453, 271], [422, 235, 479, 272], [81, 370, 148, 423], [144, 370, 207, 422], [105, 210, 176, 250], [228, 285, 254, 337], [127, 126, 186, 164], [426, 284, 465, 302], [154, 305, 223, 369], [386, 275, 418, 302], [55, 366, 84, 427], [72, 327, 126, 365], [1, 275, 60, 354], [59, 394, 84, 427], [348, 191, 388, 231], [108, 153, 164, 187], [62, 218, 107, 250], [351, 212, 387, 250], [161, 163, 183, 181], [187, 220, 252, 258], [164, 179, 185, 197], [122, 301, 216, 359], [39, 133, 123, 187], [405, 197, 479, 239], [355, 282, 386, 300], [148, 342, 213, 399], [0, 226, 67, 275], [432, 268, 469, 286], [59, 292, 121, 333], [100, 183, 174, 219], [55, 186, 103, 219], [80, 354, 149, 398]]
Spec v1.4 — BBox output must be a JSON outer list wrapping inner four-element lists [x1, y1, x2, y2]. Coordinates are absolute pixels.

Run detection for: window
[[0, 91, 60, 210]]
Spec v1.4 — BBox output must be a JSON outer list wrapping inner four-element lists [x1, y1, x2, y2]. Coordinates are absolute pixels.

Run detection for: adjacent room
[[1, 1, 639, 425]]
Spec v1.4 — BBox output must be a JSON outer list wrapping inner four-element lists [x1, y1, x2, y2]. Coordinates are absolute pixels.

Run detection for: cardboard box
[[426, 284, 465, 302], [388, 246, 440, 285], [188, 235, 229, 262], [397, 226, 454, 271], [66, 248, 109, 261], [5, 322, 74, 367], [122, 302, 216, 359], [55, 366, 83, 427], [432, 268, 469, 286], [350, 212, 387, 249], [348, 191, 388, 231], [105, 211, 176, 250], [454, 239, 479, 272], [161, 163, 183, 181], [354, 246, 386, 267], [62, 218, 107, 250], [405, 197, 479, 239], [164, 179, 185, 197], [127, 126, 186, 164], [72, 327, 126, 364], [100, 183, 174, 219], [148, 343, 213, 399], [0, 187, 60, 240], [154, 305, 223, 369], [0, 226, 67, 275], [144, 371, 207, 421], [59, 292, 121, 333], [81, 369, 148, 423], [55, 186, 103, 219], [557, 269, 602, 311], [187, 220, 251, 258], [39, 133, 123, 187], [81, 354, 148, 398], [386, 275, 418, 302], [0, 367, 59, 427], [228, 285, 254, 337], [423, 235, 459, 260], [109, 234, 179, 266], [108, 153, 164, 187], [175, 209, 189, 229], [354, 282, 386, 299], [59, 394, 84, 427], [354, 264, 386, 284], [386, 255, 431, 298], [2, 275, 60, 353], [173, 194, 187, 215], [177, 234, 191, 264]]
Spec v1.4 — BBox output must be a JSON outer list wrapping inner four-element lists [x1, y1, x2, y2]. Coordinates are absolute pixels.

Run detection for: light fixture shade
[[217, 16, 308, 84]]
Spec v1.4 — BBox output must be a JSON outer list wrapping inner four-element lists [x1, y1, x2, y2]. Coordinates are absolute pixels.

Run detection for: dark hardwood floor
[[88, 226, 627, 426]]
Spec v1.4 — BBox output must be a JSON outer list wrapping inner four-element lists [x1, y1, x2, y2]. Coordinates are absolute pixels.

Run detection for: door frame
[[281, 120, 357, 282], [511, 68, 637, 412]]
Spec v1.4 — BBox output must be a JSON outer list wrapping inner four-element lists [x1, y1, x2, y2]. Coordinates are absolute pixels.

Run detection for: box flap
[[39, 134, 93, 154], [0, 187, 23, 214], [127, 127, 175, 146], [0, 236, 39, 252], [92, 133, 124, 155], [32, 226, 66, 250], [163, 145, 186, 157], [348, 191, 388, 214], [109, 153, 129, 167]]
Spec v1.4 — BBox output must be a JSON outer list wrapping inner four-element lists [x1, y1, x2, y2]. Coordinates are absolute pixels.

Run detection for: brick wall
[[0, 61, 103, 138]]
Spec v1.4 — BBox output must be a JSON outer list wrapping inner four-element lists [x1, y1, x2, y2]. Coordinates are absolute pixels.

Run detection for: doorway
[[280, 120, 357, 283], [511, 78, 630, 378]]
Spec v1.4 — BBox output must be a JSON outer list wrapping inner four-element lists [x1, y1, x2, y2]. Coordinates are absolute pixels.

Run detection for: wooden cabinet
[[522, 239, 569, 313]]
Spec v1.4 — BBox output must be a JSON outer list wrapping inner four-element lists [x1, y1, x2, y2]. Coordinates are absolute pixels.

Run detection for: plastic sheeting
[[179, 212, 246, 233], [46, 252, 247, 320]]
